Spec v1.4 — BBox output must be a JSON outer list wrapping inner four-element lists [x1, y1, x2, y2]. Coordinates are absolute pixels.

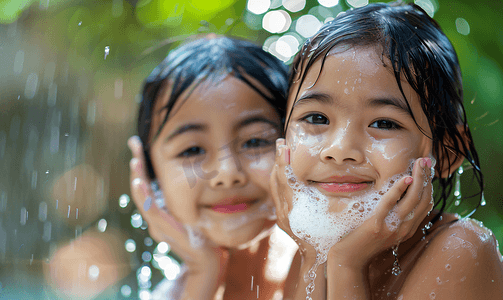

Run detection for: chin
[[204, 219, 275, 249]]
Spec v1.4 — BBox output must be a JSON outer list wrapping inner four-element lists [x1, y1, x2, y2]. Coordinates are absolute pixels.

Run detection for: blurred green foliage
[[2, 0, 502, 244]]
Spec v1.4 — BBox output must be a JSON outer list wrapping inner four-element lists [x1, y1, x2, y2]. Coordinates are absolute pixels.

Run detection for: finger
[[396, 157, 432, 221], [275, 138, 289, 166], [127, 135, 143, 158], [373, 175, 413, 229]]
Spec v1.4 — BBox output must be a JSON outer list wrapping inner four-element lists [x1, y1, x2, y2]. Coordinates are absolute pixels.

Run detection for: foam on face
[[286, 160, 415, 263]]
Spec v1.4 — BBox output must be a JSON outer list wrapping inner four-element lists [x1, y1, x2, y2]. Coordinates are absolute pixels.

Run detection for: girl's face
[[150, 76, 281, 248], [285, 46, 433, 211]]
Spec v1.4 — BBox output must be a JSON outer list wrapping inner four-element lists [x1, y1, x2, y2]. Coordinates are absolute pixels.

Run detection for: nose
[[319, 125, 365, 165], [209, 151, 247, 189]]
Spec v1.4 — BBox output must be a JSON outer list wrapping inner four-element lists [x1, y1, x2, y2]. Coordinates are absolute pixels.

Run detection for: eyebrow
[[164, 116, 279, 143], [237, 116, 280, 129], [165, 123, 207, 142], [293, 91, 412, 116], [293, 91, 334, 108], [366, 97, 412, 116]]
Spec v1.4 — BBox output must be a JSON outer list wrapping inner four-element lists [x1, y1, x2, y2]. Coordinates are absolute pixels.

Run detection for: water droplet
[[457, 165, 464, 174], [142, 251, 152, 262], [104, 46, 110, 59], [38, 202, 47, 222], [445, 264, 451, 271], [144, 237, 153, 247], [453, 172, 461, 199], [78, 21, 82, 26], [125, 239, 136, 252], [97, 219, 107, 232], [392, 265, 402, 276], [121, 285, 131, 297], [429, 292, 436, 299], [119, 194, 130, 208], [131, 213, 142, 228], [42, 221, 52, 242], [480, 193, 486, 206], [88, 265, 100, 280]]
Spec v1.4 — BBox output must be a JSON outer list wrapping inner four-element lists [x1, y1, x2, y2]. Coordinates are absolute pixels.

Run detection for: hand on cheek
[[128, 136, 229, 299], [327, 156, 434, 269], [270, 138, 319, 259]]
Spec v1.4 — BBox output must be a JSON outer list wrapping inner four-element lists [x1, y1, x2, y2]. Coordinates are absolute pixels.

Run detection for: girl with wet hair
[[128, 36, 300, 299], [271, 2, 503, 299]]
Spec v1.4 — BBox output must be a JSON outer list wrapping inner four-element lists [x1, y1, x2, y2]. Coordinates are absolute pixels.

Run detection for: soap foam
[[285, 160, 416, 299], [286, 164, 412, 262]]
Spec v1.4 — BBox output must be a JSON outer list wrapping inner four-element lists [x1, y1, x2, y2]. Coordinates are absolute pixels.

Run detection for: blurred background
[[0, 0, 501, 299]]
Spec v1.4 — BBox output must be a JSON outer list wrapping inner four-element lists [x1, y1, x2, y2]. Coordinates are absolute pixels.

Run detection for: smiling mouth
[[208, 199, 259, 214]]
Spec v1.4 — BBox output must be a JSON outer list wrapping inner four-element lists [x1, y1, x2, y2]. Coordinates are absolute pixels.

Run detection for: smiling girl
[[128, 36, 299, 299], [271, 3, 503, 300]]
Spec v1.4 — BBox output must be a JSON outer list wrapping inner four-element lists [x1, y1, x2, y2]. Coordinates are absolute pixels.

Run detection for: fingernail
[[426, 157, 432, 168], [277, 147, 282, 157], [420, 158, 426, 168], [405, 177, 413, 185], [285, 148, 290, 164]]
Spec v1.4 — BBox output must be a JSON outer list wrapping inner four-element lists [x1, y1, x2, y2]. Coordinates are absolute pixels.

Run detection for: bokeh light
[[295, 14, 322, 38], [414, 0, 436, 17], [282, 0, 306, 13], [346, 0, 369, 8], [247, 0, 271, 15], [318, 0, 339, 7], [456, 18, 470, 35], [276, 34, 300, 59], [262, 10, 291, 33]]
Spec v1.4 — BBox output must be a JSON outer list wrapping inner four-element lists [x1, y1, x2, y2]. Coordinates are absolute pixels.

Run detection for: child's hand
[[127, 136, 229, 300], [270, 139, 322, 262], [270, 138, 328, 300], [326, 156, 434, 270]]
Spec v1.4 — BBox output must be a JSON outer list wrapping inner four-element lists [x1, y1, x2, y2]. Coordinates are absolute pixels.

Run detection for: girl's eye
[[243, 138, 274, 149], [178, 146, 205, 157], [303, 114, 329, 125], [369, 120, 401, 130]]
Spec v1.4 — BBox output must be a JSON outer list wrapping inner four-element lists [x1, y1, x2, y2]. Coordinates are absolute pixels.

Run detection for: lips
[[206, 197, 257, 214], [317, 182, 369, 193], [313, 175, 372, 193]]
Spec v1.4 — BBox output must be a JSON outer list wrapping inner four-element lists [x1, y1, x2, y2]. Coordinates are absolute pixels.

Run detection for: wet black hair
[[287, 2, 484, 226], [138, 36, 288, 180]]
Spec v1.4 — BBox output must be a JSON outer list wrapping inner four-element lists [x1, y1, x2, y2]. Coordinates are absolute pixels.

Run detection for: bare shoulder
[[400, 215, 503, 300]]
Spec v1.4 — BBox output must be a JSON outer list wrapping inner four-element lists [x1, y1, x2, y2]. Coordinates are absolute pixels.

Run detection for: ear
[[437, 124, 468, 178]]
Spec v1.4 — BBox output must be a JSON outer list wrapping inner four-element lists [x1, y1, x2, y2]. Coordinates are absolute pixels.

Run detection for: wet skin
[[285, 46, 432, 204], [271, 46, 503, 300]]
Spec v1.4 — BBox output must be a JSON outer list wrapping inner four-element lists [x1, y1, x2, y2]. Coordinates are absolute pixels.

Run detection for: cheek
[[153, 159, 201, 224], [286, 124, 323, 171], [366, 135, 426, 177], [246, 152, 274, 188]]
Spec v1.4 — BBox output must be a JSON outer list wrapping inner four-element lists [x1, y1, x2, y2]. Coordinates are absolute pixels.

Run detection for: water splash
[[104, 46, 110, 59]]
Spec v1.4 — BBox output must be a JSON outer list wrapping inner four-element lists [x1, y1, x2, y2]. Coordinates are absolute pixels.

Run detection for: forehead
[[288, 46, 425, 107], [150, 76, 278, 139]]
